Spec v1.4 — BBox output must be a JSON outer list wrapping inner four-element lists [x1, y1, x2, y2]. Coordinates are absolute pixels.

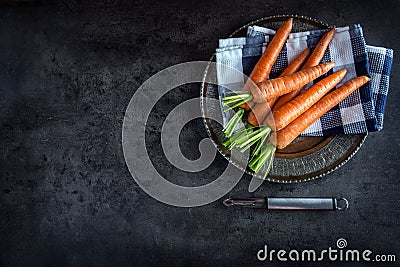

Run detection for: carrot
[[245, 18, 293, 88], [247, 48, 311, 126], [271, 75, 370, 149], [239, 18, 293, 111], [273, 27, 336, 110], [279, 49, 312, 76], [302, 26, 336, 69], [246, 98, 275, 127], [267, 68, 347, 131], [251, 62, 335, 103]]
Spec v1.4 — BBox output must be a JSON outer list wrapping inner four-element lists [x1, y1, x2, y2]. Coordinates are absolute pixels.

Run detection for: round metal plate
[[200, 15, 367, 183]]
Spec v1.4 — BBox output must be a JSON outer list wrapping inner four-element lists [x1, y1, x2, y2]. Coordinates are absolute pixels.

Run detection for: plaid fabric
[[216, 24, 393, 136]]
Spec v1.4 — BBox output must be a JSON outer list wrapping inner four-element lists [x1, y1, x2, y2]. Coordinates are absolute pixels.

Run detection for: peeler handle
[[266, 197, 348, 211]]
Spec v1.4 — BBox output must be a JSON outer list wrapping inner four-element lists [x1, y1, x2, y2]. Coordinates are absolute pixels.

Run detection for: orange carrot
[[271, 75, 370, 149], [280, 49, 311, 76], [239, 18, 293, 111], [267, 68, 347, 131], [247, 48, 311, 126], [273, 27, 336, 110], [302, 26, 336, 69], [246, 99, 274, 126], [251, 62, 335, 103], [245, 18, 293, 88]]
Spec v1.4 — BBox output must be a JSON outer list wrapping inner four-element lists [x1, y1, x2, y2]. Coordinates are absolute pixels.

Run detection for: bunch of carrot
[[222, 18, 370, 176]]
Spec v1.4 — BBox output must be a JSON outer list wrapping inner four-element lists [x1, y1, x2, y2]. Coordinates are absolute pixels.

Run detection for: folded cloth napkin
[[216, 24, 393, 136]]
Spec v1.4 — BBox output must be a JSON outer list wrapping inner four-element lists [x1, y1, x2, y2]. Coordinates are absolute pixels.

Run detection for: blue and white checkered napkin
[[216, 24, 393, 136]]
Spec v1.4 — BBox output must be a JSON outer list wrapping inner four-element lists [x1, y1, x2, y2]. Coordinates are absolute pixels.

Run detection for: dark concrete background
[[0, 0, 399, 266]]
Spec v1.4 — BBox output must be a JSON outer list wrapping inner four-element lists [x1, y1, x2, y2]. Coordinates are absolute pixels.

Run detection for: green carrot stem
[[224, 90, 248, 95], [224, 126, 254, 150], [222, 98, 245, 106], [237, 127, 271, 149], [223, 139, 231, 147], [222, 108, 244, 137], [238, 133, 264, 149], [234, 129, 261, 145], [253, 149, 273, 173], [249, 143, 271, 167], [257, 152, 274, 179], [240, 137, 262, 153], [250, 143, 276, 174], [245, 123, 254, 130], [250, 130, 270, 161], [222, 94, 250, 101], [222, 94, 253, 112], [230, 128, 253, 150]]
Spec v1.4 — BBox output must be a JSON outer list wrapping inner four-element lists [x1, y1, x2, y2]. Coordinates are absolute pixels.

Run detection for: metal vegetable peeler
[[223, 197, 349, 210]]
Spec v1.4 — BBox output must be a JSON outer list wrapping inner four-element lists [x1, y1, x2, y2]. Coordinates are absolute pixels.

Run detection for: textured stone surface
[[0, 0, 399, 266]]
